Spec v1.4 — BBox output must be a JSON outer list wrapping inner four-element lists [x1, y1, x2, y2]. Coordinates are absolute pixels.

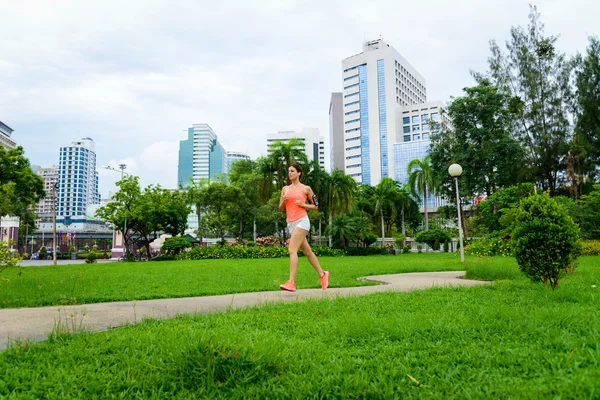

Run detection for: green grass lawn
[[1, 255, 599, 398], [1, 253, 467, 308]]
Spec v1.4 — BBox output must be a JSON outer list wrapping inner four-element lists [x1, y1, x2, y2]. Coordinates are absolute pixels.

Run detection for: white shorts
[[287, 216, 310, 235]]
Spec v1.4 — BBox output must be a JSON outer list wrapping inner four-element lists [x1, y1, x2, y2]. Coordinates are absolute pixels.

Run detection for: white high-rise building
[[266, 128, 325, 169], [329, 92, 344, 171], [35, 165, 59, 221], [226, 151, 251, 171], [0, 120, 17, 150], [53, 138, 101, 230], [342, 38, 427, 185]]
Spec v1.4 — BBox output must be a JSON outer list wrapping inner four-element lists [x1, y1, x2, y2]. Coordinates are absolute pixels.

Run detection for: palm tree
[[255, 156, 275, 204], [407, 155, 436, 230], [326, 169, 357, 247], [268, 138, 308, 189], [373, 177, 397, 247], [325, 214, 357, 251], [394, 184, 412, 236]]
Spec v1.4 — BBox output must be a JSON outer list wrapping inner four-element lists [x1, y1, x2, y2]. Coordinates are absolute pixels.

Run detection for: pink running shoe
[[319, 271, 330, 290], [280, 280, 297, 292]]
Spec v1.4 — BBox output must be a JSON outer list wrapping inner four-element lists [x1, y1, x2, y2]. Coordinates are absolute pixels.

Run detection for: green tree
[[475, 182, 536, 234], [161, 236, 192, 255], [184, 178, 209, 238], [161, 190, 190, 237], [429, 81, 524, 198], [325, 213, 357, 251], [203, 183, 243, 242], [572, 35, 600, 186], [255, 156, 276, 204], [373, 177, 397, 246], [480, 5, 572, 195], [407, 155, 436, 230], [512, 192, 581, 290], [268, 138, 308, 189], [96, 176, 141, 259], [0, 146, 45, 232], [578, 184, 600, 239], [228, 159, 262, 239]]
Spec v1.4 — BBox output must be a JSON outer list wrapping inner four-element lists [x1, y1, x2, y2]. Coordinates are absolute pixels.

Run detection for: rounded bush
[[512, 192, 581, 289]]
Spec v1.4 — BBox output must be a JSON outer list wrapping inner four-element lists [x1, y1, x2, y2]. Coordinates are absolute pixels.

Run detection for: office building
[[178, 123, 228, 188], [266, 128, 325, 169], [35, 165, 59, 221], [342, 38, 426, 185], [0, 120, 17, 150], [226, 151, 251, 170], [329, 92, 344, 171], [394, 101, 449, 210], [40, 138, 101, 231]]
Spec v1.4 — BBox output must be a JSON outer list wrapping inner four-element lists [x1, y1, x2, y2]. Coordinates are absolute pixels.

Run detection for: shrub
[[39, 246, 47, 260], [512, 192, 582, 290], [393, 234, 406, 250], [417, 245, 422, 253], [361, 233, 378, 247], [465, 234, 514, 257], [414, 229, 452, 250], [346, 247, 387, 256], [1, 241, 21, 277], [255, 236, 282, 246], [22, 252, 29, 260], [433, 240, 440, 251], [85, 251, 98, 264], [162, 237, 192, 255], [402, 244, 411, 254], [150, 255, 176, 262], [68, 246, 75, 254], [443, 240, 449, 252], [581, 240, 600, 256]]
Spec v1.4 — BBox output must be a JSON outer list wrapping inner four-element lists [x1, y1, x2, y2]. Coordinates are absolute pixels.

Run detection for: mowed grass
[[0, 256, 598, 398], [1, 253, 468, 308]]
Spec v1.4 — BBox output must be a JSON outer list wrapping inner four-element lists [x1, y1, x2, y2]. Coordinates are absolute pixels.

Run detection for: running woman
[[278, 163, 329, 292]]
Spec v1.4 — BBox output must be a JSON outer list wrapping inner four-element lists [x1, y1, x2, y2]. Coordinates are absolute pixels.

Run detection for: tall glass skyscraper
[[177, 123, 228, 188], [56, 138, 101, 230], [394, 101, 448, 210], [341, 39, 427, 185]]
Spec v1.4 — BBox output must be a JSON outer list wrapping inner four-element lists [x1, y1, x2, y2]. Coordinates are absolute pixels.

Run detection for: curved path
[[0, 271, 488, 350]]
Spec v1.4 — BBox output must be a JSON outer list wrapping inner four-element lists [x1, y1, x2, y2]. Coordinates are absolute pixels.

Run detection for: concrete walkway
[[0, 271, 488, 350]]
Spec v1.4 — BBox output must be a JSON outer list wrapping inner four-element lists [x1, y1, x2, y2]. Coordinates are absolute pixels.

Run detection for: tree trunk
[[401, 207, 406, 236], [380, 209, 385, 247], [423, 186, 429, 230]]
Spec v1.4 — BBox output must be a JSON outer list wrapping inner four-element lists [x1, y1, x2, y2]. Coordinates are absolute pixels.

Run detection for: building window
[[422, 133, 430, 140], [412, 116, 419, 123], [403, 126, 410, 133], [403, 117, 410, 124], [422, 123, 430, 132], [431, 112, 439, 121], [412, 125, 420, 132], [421, 114, 429, 122], [413, 134, 421, 141], [404, 135, 411, 142]]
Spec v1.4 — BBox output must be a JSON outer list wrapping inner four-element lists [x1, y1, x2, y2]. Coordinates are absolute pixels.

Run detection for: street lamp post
[[52, 182, 59, 265], [448, 163, 465, 263], [104, 164, 129, 259]]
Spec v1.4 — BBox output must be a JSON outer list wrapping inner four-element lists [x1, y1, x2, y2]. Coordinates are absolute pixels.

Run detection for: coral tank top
[[285, 187, 308, 222]]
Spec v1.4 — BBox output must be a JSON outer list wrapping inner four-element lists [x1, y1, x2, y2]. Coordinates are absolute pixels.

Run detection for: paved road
[[0, 271, 488, 350]]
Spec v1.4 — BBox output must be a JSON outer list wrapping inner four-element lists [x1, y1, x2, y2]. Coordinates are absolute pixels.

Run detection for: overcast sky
[[1, 0, 598, 198]]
